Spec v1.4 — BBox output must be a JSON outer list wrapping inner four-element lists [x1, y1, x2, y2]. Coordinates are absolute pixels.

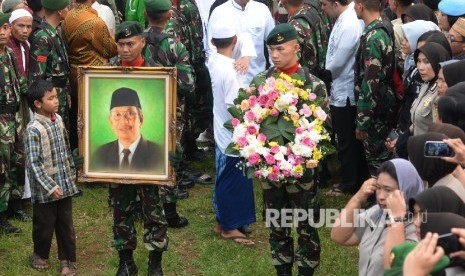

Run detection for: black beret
[[115, 21, 144, 42], [110, 87, 142, 110]]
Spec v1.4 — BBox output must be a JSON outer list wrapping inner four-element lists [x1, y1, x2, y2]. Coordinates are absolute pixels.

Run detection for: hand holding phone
[[424, 141, 454, 158], [437, 233, 463, 255]]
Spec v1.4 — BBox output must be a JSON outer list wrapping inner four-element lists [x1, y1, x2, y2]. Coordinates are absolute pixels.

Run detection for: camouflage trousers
[[0, 136, 25, 213], [110, 184, 168, 252], [361, 117, 391, 175], [262, 180, 321, 268]]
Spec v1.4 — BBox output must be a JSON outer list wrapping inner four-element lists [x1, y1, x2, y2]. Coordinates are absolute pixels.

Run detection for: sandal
[[60, 260, 76, 276], [29, 254, 49, 270], [196, 174, 213, 184], [325, 187, 344, 196]]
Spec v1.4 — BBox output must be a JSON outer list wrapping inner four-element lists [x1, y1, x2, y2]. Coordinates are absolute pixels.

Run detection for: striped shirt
[[24, 113, 78, 204]]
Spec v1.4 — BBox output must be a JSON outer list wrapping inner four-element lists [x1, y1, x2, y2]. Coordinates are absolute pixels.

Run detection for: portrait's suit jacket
[[92, 136, 165, 174]]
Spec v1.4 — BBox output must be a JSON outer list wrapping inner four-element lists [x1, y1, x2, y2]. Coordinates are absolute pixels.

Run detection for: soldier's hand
[[355, 129, 368, 141], [169, 143, 184, 171], [234, 57, 249, 75], [72, 148, 84, 168]]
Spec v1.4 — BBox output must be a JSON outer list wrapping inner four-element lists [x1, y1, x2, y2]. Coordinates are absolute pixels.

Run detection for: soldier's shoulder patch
[[37, 56, 47, 63]]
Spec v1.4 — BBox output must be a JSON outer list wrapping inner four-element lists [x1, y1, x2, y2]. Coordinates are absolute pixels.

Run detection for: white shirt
[[325, 2, 362, 107], [118, 135, 141, 165], [92, 2, 116, 36], [207, 52, 241, 154], [207, 0, 275, 87]]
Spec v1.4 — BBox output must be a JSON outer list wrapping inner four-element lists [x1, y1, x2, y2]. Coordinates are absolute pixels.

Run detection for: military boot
[[298, 266, 314, 276], [274, 263, 292, 276], [116, 250, 138, 276], [163, 203, 188, 228], [147, 251, 163, 276], [0, 212, 21, 234]]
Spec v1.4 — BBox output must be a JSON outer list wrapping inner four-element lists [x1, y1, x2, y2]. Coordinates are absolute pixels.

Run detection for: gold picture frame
[[77, 66, 177, 185]]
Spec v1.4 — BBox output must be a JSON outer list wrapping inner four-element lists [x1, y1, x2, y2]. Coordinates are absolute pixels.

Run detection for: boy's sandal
[[29, 254, 49, 270], [60, 261, 76, 276]]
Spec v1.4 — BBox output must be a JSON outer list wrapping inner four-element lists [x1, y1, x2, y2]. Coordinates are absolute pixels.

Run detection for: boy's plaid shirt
[[24, 113, 78, 204]]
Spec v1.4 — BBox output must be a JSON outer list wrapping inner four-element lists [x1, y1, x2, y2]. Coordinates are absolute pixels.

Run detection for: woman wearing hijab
[[410, 42, 451, 136], [438, 61, 465, 97], [438, 83, 465, 133], [331, 158, 424, 275], [401, 4, 438, 24]]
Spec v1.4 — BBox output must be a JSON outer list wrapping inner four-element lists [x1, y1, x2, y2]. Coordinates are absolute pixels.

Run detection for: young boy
[[24, 79, 78, 275]]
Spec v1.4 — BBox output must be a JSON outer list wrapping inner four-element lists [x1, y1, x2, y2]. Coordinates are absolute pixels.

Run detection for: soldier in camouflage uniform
[[28, 0, 71, 130], [282, 0, 330, 79], [108, 22, 168, 276], [250, 24, 327, 276], [143, 0, 195, 229], [0, 12, 27, 234], [354, 0, 395, 175]]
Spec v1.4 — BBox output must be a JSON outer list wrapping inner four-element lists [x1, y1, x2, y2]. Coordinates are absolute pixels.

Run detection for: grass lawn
[[0, 152, 358, 275]]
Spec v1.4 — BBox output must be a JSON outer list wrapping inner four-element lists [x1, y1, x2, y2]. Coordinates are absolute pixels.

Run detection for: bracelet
[[389, 216, 405, 225]]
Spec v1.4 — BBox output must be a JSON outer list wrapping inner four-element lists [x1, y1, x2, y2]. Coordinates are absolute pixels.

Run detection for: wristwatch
[[389, 216, 404, 225]]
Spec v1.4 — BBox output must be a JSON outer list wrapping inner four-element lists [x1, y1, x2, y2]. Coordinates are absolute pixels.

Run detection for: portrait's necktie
[[121, 148, 131, 170]]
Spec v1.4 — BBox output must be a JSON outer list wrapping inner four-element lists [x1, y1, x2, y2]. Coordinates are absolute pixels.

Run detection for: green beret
[[115, 21, 144, 42], [0, 12, 11, 26], [111, 88, 142, 110], [1, 0, 22, 13], [144, 0, 172, 13], [266, 23, 298, 46], [41, 0, 69, 11], [383, 242, 450, 276]]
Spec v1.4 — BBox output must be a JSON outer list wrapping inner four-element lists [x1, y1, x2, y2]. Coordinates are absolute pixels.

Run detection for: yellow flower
[[269, 141, 278, 147], [283, 116, 291, 121], [295, 79, 304, 86], [234, 145, 240, 150], [300, 90, 309, 100], [313, 148, 322, 160], [276, 82, 286, 92], [314, 124, 322, 132], [293, 165, 303, 174]]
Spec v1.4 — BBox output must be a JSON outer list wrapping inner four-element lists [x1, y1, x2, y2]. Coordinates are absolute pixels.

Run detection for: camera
[[423, 141, 454, 158]]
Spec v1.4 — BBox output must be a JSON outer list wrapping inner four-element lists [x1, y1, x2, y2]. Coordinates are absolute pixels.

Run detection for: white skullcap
[[211, 18, 236, 39], [9, 8, 32, 24]]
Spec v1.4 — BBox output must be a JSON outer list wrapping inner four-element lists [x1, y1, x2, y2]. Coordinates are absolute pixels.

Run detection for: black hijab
[[438, 82, 465, 132], [414, 42, 451, 83], [409, 186, 465, 216], [443, 60, 465, 87], [424, 31, 453, 58], [401, 4, 438, 24], [408, 132, 457, 185]]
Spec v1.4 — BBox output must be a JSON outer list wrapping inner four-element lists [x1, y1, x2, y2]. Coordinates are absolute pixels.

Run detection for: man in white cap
[[7, 8, 32, 78], [207, 16, 256, 247]]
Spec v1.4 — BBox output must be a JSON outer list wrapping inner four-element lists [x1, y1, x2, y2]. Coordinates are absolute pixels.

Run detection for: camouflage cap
[[266, 23, 298, 46], [110, 88, 142, 110], [115, 21, 144, 42], [144, 0, 172, 13], [0, 12, 11, 26], [41, 0, 69, 11]]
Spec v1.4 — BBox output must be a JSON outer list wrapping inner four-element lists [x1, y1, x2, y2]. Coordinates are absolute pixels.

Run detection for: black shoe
[[177, 189, 189, 200], [9, 210, 31, 222], [0, 217, 21, 234], [116, 260, 138, 276], [163, 203, 189, 228], [177, 179, 194, 190], [147, 251, 163, 276], [298, 266, 314, 276], [275, 264, 292, 276]]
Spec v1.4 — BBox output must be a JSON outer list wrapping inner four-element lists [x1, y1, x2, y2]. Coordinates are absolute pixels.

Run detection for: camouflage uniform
[[143, 26, 195, 204], [250, 66, 326, 270], [108, 56, 168, 252], [29, 21, 71, 130], [0, 48, 27, 213], [289, 1, 331, 78], [355, 19, 395, 175]]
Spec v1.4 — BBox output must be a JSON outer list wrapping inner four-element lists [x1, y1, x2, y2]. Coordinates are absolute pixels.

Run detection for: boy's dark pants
[[32, 196, 76, 262]]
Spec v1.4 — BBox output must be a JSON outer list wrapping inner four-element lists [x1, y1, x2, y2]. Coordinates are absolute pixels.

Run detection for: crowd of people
[[1, 0, 465, 275]]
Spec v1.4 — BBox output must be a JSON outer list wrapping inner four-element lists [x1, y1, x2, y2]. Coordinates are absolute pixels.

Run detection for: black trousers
[[32, 196, 76, 262], [330, 100, 369, 193]]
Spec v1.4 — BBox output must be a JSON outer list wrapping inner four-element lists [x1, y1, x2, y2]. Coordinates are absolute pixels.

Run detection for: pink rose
[[231, 118, 240, 127], [247, 125, 257, 135], [254, 170, 262, 178], [270, 109, 279, 117], [272, 165, 280, 174], [266, 99, 276, 108], [268, 173, 279, 182], [283, 170, 291, 177], [265, 154, 276, 165], [245, 87, 252, 94], [245, 111, 255, 122], [291, 98, 298, 106], [257, 133, 267, 143], [248, 95, 257, 107], [268, 91, 279, 101], [302, 137, 315, 148], [315, 107, 327, 121], [266, 77, 276, 88], [238, 137, 248, 147], [296, 127, 304, 135], [299, 104, 312, 118], [270, 145, 280, 154], [258, 95, 268, 106], [248, 153, 261, 165], [309, 93, 317, 101], [295, 156, 304, 165], [258, 84, 264, 93]]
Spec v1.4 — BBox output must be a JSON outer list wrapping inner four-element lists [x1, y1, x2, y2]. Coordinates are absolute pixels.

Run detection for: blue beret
[[438, 0, 465, 16]]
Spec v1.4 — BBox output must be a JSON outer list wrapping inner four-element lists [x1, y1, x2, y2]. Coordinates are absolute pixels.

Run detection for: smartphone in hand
[[437, 233, 463, 255], [424, 141, 454, 158]]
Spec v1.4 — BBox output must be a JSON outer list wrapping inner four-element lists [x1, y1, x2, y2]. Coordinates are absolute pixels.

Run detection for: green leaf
[[246, 167, 254, 179], [318, 140, 337, 156], [227, 106, 242, 119], [223, 120, 233, 132], [278, 116, 296, 143], [225, 143, 239, 156], [261, 122, 281, 140], [261, 115, 279, 126]]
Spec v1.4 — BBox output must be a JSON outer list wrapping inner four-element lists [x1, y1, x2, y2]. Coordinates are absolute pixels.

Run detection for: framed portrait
[[77, 66, 177, 185]]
